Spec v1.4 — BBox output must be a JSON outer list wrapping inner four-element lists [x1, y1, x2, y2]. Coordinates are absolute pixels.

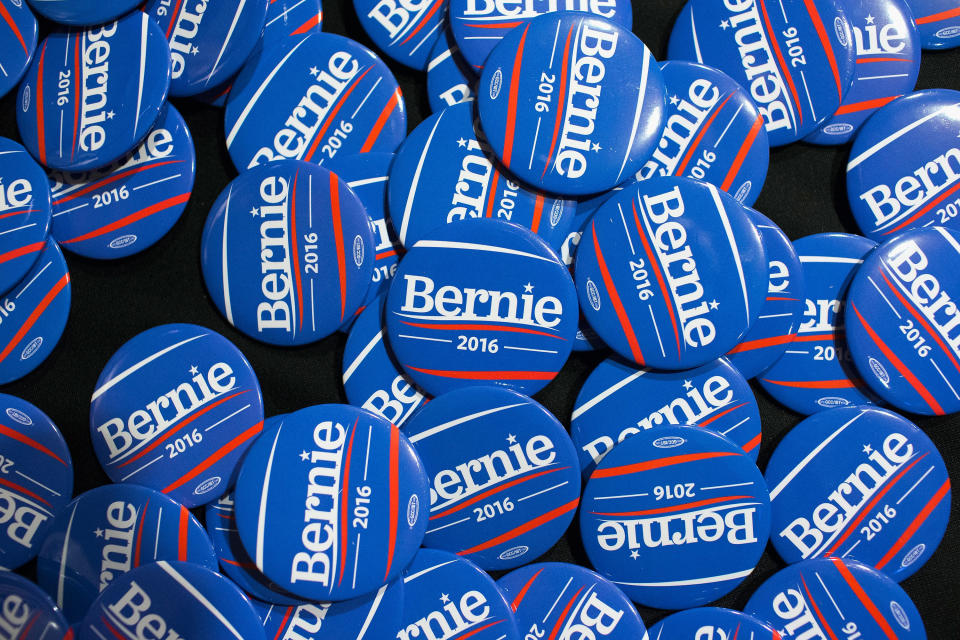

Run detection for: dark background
[[4, 0, 959, 635]]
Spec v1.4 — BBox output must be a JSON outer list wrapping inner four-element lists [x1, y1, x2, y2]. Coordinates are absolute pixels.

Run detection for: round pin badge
[[16, 12, 171, 171], [497, 563, 648, 640], [24, 0, 141, 26], [580, 425, 771, 609], [233, 404, 429, 602], [572, 356, 761, 477], [0, 238, 70, 386], [0, 571, 68, 640], [79, 561, 265, 640], [766, 406, 950, 582], [0, 393, 72, 571], [744, 558, 926, 639], [225, 32, 406, 172], [36, 484, 217, 623], [0, 0, 36, 99], [48, 103, 195, 259], [637, 61, 769, 207], [384, 218, 579, 396], [400, 548, 521, 640], [89, 323, 265, 507], [0, 136, 51, 296], [477, 13, 665, 195], [758, 233, 879, 414], [575, 176, 767, 370], [667, 0, 856, 146], [427, 29, 475, 113], [906, 0, 960, 49], [353, 0, 444, 69], [264, 0, 323, 40], [201, 160, 373, 345], [847, 89, 960, 239], [388, 101, 575, 251], [648, 607, 779, 638]]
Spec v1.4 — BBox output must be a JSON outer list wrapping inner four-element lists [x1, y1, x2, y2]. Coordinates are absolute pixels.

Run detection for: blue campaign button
[[847, 89, 960, 239], [637, 61, 768, 207], [388, 101, 575, 251], [385, 218, 578, 396], [668, 0, 856, 146], [765, 406, 950, 582], [449, 0, 633, 71], [726, 209, 806, 379], [477, 12, 665, 195], [354, 0, 444, 69], [805, 0, 920, 145], [88, 323, 265, 507], [79, 561, 265, 640], [745, 558, 926, 639], [758, 233, 880, 414], [264, 0, 323, 40], [580, 425, 770, 609], [0, 571, 68, 639], [497, 562, 647, 639], [575, 176, 767, 370], [0, 393, 72, 571], [427, 29, 476, 113], [48, 103, 195, 259], [36, 484, 217, 623], [906, 0, 960, 48], [0, 137, 51, 296], [233, 404, 429, 602], [399, 548, 521, 640], [648, 607, 779, 638], [16, 13, 171, 171], [225, 32, 406, 172], [24, 0, 141, 26], [0, 238, 70, 385], [201, 160, 373, 345], [0, 0, 36, 99]]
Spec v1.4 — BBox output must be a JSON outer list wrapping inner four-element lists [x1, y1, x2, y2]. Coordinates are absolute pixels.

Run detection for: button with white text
[[0, 136, 51, 296], [906, 0, 960, 48], [649, 607, 779, 639], [0, 0, 36, 98], [427, 29, 475, 113], [25, 0, 141, 26], [0, 571, 67, 640], [354, 0, 444, 69]]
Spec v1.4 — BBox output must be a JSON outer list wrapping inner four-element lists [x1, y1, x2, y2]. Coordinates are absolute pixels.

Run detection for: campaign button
[[580, 425, 770, 609], [385, 218, 578, 396], [264, 0, 323, 40], [400, 548, 521, 640], [201, 160, 373, 346], [758, 233, 879, 414], [497, 562, 647, 639], [726, 209, 806, 379], [388, 101, 575, 251], [79, 561, 265, 640], [667, 0, 856, 146], [225, 32, 406, 172], [0, 238, 70, 386], [0, 571, 68, 639], [354, 0, 444, 69], [89, 323, 265, 507], [449, 0, 633, 71], [0, 393, 72, 571], [572, 356, 761, 477], [906, 0, 960, 48], [0, 0, 36, 99], [575, 176, 767, 370], [638, 61, 768, 207], [648, 607, 780, 638], [233, 404, 429, 601], [36, 484, 217, 623], [427, 29, 476, 113], [0, 137, 51, 296], [16, 13, 171, 171], [745, 558, 926, 639], [48, 103, 195, 259], [24, 0, 141, 26], [847, 89, 960, 239]]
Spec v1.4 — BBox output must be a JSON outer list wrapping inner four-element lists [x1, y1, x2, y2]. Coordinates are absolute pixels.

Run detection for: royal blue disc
[[0, 571, 68, 639], [572, 356, 761, 477], [668, 0, 856, 146], [0, 238, 70, 385], [0, 136, 50, 296], [745, 558, 926, 639], [0, 393, 72, 571], [0, 0, 36, 99], [201, 160, 374, 346], [575, 176, 767, 370], [264, 0, 323, 40], [25, 0, 141, 26], [36, 484, 217, 623], [758, 233, 880, 414], [388, 101, 575, 251], [89, 323, 265, 508], [16, 13, 171, 171], [847, 89, 960, 239], [477, 13, 665, 195], [354, 0, 444, 69], [225, 32, 406, 172], [581, 425, 770, 609], [385, 218, 578, 396], [427, 28, 475, 113], [906, 0, 960, 48], [637, 60, 769, 207], [648, 607, 780, 639], [48, 103, 195, 259], [233, 404, 429, 602]]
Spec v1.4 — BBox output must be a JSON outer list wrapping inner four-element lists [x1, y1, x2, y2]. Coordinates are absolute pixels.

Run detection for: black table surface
[[4, 0, 960, 635]]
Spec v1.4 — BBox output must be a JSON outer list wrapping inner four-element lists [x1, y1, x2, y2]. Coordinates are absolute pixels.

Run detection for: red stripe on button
[[302, 67, 371, 162], [338, 420, 357, 587], [882, 179, 960, 235], [802, 0, 843, 101], [875, 478, 949, 569], [591, 451, 738, 479], [632, 200, 681, 358], [0, 272, 69, 367], [592, 219, 645, 364], [800, 573, 840, 640], [0, 422, 67, 464], [757, 0, 802, 124], [743, 432, 761, 453], [330, 172, 347, 321], [720, 113, 765, 191], [830, 558, 898, 638], [399, 320, 565, 340], [360, 89, 402, 152], [0, 241, 44, 266], [291, 13, 322, 36], [699, 402, 748, 428], [510, 568, 543, 612], [591, 494, 753, 517], [916, 7, 960, 24], [290, 171, 303, 332], [727, 333, 796, 353], [541, 26, 573, 179], [501, 25, 529, 168], [35, 42, 46, 166], [385, 425, 400, 580], [178, 505, 189, 561], [457, 498, 579, 556], [0, 476, 50, 506], [162, 422, 264, 494], [53, 160, 182, 206], [0, 2, 27, 54], [760, 378, 858, 389], [407, 366, 557, 381], [400, 0, 444, 45], [834, 95, 899, 115], [677, 94, 732, 176], [547, 587, 585, 640], [132, 499, 149, 567], [273, 608, 294, 640], [60, 192, 191, 244]]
